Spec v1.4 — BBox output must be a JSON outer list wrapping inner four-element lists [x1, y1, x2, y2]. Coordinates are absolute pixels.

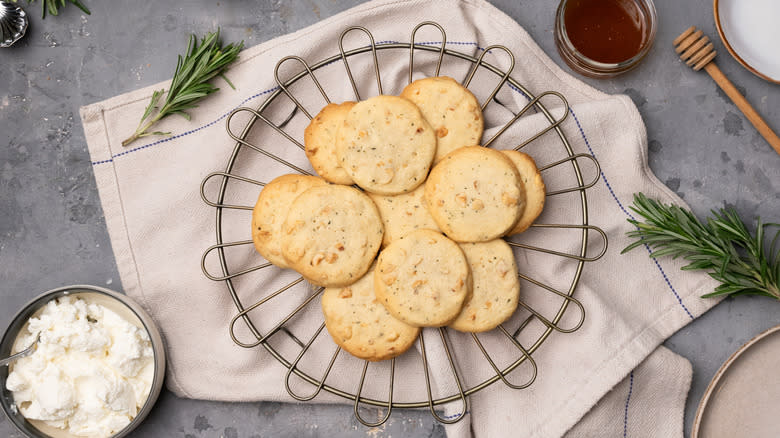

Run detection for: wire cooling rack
[[199, 22, 607, 427]]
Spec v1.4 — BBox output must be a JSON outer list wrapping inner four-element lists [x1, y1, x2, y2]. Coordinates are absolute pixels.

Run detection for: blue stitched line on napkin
[[89, 86, 280, 165], [502, 80, 694, 320], [623, 371, 634, 437], [89, 40, 694, 320], [567, 108, 694, 320], [443, 410, 469, 420], [89, 41, 488, 166]]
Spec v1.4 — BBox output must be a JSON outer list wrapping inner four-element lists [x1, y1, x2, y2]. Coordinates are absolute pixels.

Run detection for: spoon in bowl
[[0, 333, 40, 366]]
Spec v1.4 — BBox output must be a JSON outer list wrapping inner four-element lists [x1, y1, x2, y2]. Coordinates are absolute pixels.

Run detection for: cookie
[[400, 76, 483, 163], [252, 174, 327, 268], [374, 229, 471, 327], [425, 146, 525, 242], [501, 150, 546, 234], [450, 240, 520, 333], [281, 184, 383, 287], [336, 95, 436, 195], [322, 265, 420, 361], [367, 183, 441, 248], [304, 102, 356, 185]]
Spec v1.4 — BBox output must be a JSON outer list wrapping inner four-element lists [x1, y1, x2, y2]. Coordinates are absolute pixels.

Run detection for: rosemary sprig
[[122, 30, 243, 147], [622, 193, 780, 299], [13, 0, 90, 19]]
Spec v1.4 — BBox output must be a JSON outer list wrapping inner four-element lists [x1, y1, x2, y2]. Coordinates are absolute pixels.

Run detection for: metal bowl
[[0, 285, 166, 438], [0, 1, 28, 48]]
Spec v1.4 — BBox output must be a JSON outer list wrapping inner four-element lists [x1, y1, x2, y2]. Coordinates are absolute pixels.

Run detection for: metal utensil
[[0, 1, 28, 48], [0, 333, 39, 366]]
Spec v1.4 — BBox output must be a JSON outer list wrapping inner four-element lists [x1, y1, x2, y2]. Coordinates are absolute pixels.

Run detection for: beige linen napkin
[[79, 0, 718, 436], [566, 347, 692, 438]]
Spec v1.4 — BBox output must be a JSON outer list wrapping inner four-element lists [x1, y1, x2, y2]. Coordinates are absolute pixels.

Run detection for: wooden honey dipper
[[674, 26, 780, 156]]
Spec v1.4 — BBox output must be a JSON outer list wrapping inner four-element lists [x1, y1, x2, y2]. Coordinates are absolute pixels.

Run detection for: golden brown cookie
[[501, 150, 546, 235], [252, 174, 327, 268], [367, 183, 441, 248], [304, 102, 356, 185], [400, 76, 483, 163], [425, 146, 525, 242], [322, 265, 420, 361], [374, 229, 471, 327], [450, 240, 520, 332], [336, 95, 436, 195], [281, 184, 383, 287]]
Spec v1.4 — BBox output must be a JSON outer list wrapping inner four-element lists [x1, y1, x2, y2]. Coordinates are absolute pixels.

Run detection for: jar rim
[[555, 0, 658, 77]]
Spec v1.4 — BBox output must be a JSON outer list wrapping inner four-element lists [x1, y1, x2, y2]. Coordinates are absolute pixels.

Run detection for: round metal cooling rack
[[200, 22, 607, 427]]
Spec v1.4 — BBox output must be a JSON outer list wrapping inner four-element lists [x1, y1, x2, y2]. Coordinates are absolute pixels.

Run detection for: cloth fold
[[566, 346, 693, 438], [79, 0, 717, 436]]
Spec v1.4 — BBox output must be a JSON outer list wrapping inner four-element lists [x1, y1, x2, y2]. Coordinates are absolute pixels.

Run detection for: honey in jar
[[555, 0, 658, 77]]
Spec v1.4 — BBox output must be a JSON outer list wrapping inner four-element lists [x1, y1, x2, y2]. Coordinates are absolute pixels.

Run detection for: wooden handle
[[704, 63, 780, 156]]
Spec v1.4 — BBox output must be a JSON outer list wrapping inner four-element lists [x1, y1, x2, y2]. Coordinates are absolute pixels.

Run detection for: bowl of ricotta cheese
[[0, 285, 166, 438]]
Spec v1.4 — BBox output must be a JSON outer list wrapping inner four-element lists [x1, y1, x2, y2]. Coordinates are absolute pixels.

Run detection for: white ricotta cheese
[[6, 296, 154, 437]]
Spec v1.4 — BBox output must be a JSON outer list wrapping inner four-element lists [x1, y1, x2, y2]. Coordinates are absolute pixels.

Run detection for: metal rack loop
[[354, 359, 395, 427], [200, 171, 263, 210], [539, 153, 601, 195], [498, 325, 538, 383], [202, 21, 606, 427], [516, 273, 586, 334], [484, 91, 569, 149], [274, 55, 331, 120], [201, 240, 271, 281], [507, 224, 608, 262], [409, 21, 447, 83], [471, 330, 537, 390], [420, 328, 468, 424], [228, 277, 306, 347], [462, 45, 515, 111], [280, 327, 306, 348], [284, 322, 341, 401], [339, 26, 383, 100], [225, 107, 310, 174]]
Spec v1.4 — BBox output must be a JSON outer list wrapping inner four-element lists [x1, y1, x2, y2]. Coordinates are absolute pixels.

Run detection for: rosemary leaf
[[622, 193, 780, 300], [12, 0, 90, 19], [122, 29, 244, 147]]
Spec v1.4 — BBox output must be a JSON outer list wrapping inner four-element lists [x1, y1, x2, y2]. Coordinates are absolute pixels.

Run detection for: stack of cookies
[[251, 76, 546, 362]]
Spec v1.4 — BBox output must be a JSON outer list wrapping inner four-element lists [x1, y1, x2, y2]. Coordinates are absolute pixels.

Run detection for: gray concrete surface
[[1, 0, 778, 437]]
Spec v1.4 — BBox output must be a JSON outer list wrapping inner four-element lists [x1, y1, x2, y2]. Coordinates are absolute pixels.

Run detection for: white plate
[[692, 324, 780, 437], [714, 0, 780, 83]]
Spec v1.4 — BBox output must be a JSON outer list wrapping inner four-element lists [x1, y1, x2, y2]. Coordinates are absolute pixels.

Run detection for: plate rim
[[691, 322, 780, 437], [713, 0, 780, 84]]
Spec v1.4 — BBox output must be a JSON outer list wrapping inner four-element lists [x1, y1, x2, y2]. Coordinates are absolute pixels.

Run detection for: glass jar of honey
[[554, 0, 657, 78]]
